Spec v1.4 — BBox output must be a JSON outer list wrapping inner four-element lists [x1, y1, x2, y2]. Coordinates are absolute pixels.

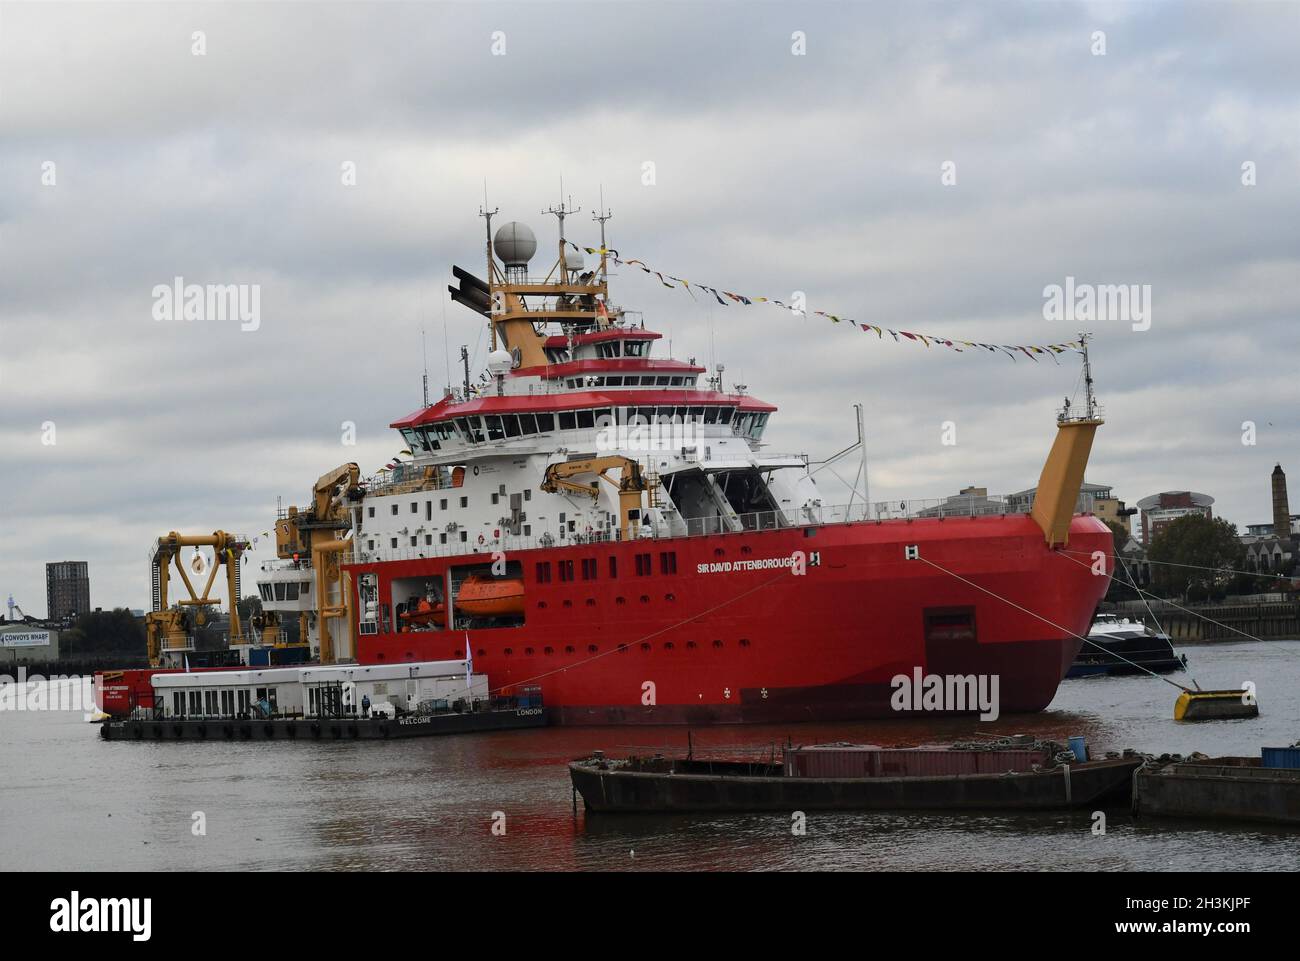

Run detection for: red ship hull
[[346, 513, 1112, 724]]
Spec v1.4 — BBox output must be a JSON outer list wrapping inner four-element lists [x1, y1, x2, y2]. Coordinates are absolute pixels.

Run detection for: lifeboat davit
[[456, 574, 525, 617], [399, 598, 446, 627]]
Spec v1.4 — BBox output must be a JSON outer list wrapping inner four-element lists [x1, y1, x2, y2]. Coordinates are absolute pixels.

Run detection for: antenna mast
[[460, 345, 471, 400], [592, 187, 612, 285], [1078, 331, 1097, 419], [543, 180, 580, 278], [421, 324, 429, 407], [479, 200, 499, 349]]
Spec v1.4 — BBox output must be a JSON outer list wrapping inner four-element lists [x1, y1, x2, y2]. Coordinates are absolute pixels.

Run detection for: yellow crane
[[540, 456, 652, 540], [273, 463, 360, 664], [146, 531, 247, 667]]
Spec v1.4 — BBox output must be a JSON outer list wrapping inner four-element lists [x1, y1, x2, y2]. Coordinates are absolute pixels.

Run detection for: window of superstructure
[[576, 410, 595, 429], [558, 411, 576, 430]]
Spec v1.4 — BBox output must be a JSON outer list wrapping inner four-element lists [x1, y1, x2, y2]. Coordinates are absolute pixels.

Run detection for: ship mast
[[1079, 331, 1097, 420], [479, 202, 498, 350], [592, 189, 612, 287], [542, 192, 581, 281]]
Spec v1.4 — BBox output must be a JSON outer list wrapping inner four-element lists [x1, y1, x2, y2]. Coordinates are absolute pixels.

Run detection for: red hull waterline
[[346, 514, 1112, 725]]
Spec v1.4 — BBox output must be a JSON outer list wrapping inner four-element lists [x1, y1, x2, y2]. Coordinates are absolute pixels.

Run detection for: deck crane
[[272, 463, 361, 664], [540, 456, 654, 540], [146, 531, 248, 667]]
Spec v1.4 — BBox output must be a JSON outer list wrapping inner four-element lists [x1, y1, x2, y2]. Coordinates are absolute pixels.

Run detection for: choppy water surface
[[2, 640, 1298, 871]]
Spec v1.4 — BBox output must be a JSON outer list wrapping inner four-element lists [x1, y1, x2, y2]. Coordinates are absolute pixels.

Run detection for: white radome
[[494, 222, 537, 267], [486, 348, 514, 375]]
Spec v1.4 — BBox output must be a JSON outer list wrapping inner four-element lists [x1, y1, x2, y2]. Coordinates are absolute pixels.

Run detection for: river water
[[2, 640, 1297, 871]]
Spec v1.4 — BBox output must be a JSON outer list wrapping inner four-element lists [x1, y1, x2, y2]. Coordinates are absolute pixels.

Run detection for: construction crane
[[273, 463, 360, 664], [146, 531, 248, 667], [540, 455, 652, 540]]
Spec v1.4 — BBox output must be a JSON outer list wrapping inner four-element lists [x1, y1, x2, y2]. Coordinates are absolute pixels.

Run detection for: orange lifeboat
[[399, 597, 446, 628], [456, 574, 525, 617]]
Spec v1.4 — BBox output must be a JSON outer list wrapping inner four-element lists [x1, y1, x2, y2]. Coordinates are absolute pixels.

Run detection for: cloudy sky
[[2, 0, 1298, 615]]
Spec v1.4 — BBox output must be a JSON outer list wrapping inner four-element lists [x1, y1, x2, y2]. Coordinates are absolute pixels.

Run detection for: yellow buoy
[[1174, 689, 1259, 722]]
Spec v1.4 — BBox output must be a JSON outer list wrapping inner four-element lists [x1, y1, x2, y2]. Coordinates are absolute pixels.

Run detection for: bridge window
[[503, 415, 521, 438], [624, 340, 646, 357], [576, 410, 595, 429], [536, 413, 555, 432], [558, 411, 576, 430], [485, 415, 505, 441]]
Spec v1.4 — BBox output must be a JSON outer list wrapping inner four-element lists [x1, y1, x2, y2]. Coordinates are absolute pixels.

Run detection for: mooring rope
[[915, 555, 1191, 691], [1056, 549, 1270, 648]]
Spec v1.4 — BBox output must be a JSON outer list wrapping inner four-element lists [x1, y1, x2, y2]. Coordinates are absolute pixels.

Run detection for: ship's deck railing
[[340, 493, 1095, 567]]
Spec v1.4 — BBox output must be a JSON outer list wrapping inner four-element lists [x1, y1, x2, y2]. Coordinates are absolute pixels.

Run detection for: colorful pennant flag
[[566, 240, 1080, 360]]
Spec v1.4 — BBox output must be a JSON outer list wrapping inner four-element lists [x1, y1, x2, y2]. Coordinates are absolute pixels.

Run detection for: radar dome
[[486, 348, 514, 375], [494, 222, 537, 267]]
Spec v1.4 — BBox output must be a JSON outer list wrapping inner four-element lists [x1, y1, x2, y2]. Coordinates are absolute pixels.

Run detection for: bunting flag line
[[567, 241, 1081, 361]]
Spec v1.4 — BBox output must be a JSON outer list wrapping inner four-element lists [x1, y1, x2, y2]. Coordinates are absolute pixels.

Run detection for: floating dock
[[570, 744, 1143, 813], [1134, 754, 1300, 825]]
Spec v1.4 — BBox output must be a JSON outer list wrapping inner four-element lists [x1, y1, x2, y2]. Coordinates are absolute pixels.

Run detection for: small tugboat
[[1134, 747, 1300, 825], [569, 739, 1144, 813], [1066, 613, 1186, 678]]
